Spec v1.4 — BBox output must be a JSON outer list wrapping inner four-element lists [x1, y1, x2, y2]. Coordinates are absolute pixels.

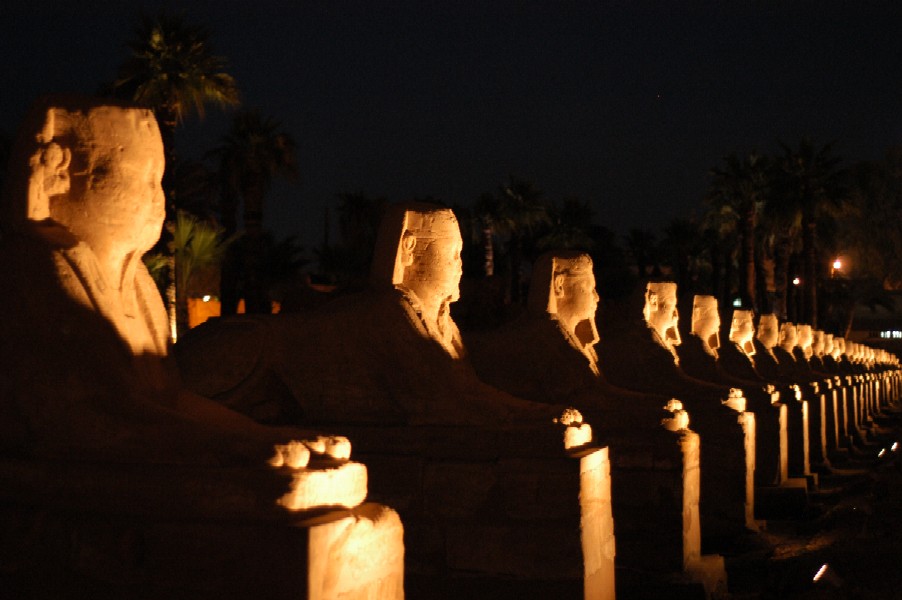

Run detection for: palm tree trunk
[[773, 235, 792, 320], [483, 226, 494, 277], [157, 107, 179, 342], [219, 186, 240, 316], [740, 206, 757, 311], [802, 211, 818, 327], [243, 182, 268, 314]]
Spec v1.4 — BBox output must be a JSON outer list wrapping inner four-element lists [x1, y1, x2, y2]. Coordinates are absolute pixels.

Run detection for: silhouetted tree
[[214, 110, 297, 314], [771, 138, 846, 326], [109, 12, 239, 339]]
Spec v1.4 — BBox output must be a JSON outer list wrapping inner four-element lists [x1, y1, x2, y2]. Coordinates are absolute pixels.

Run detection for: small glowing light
[[833, 259, 842, 270], [813, 563, 829, 582], [202, 295, 211, 302], [792, 277, 801, 286], [878, 448, 886, 458], [893, 442, 899, 452], [732, 297, 742, 307]]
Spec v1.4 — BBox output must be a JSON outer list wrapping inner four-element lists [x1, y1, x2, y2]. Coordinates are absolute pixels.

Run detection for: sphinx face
[[778, 323, 798, 351], [797, 325, 813, 350], [557, 271, 600, 335], [690, 295, 720, 351], [400, 214, 464, 305], [811, 330, 825, 357], [645, 283, 681, 349], [729, 310, 756, 356], [49, 107, 165, 257], [832, 337, 846, 358], [757, 314, 779, 349]]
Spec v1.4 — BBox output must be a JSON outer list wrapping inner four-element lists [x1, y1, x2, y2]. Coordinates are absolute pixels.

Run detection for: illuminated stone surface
[[677, 300, 787, 490], [0, 97, 402, 599], [178, 203, 604, 594], [596, 282, 757, 549], [467, 254, 724, 594]]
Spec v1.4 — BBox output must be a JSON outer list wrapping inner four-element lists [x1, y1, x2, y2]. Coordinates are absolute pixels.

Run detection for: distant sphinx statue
[[730, 310, 757, 358], [717, 310, 764, 383], [467, 253, 724, 592], [644, 282, 682, 358], [751, 314, 785, 380], [370, 203, 465, 359], [690, 295, 721, 355], [595, 281, 757, 547], [796, 325, 814, 361], [525, 251, 601, 372]]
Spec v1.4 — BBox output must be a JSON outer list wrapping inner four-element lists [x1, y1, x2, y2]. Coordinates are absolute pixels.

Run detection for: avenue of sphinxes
[[465, 251, 727, 597], [593, 281, 757, 553], [4, 95, 902, 600], [0, 96, 404, 599], [178, 203, 617, 598]]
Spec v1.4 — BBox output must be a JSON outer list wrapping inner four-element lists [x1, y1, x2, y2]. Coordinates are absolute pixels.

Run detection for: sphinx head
[[778, 322, 798, 352], [729, 309, 756, 357], [811, 330, 825, 357], [529, 251, 600, 353], [797, 324, 813, 358], [371, 202, 463, 306], [824, 334, 834, 357], [690, 294, 720, 352], [4, 96, 164, 257], [832, 337, 846, 359], [644, 282, 681, 350], [757, 314, 779, 350]]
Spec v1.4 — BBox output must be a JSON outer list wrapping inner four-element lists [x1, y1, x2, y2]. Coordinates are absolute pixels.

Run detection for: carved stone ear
[[399, 231, 417, 267], [41, 143, 71, 198], [553, 273, 565, 297]]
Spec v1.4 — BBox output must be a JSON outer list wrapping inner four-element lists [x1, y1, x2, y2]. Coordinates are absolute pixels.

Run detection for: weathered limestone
[[466, 253, 726, 597], [179, 203, 613, 597], [0, 96, 404, 599], [595, 282, 756, 553]]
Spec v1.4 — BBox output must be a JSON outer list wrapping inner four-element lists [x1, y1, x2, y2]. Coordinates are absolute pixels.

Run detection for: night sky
[[3, 1, 902, 251]]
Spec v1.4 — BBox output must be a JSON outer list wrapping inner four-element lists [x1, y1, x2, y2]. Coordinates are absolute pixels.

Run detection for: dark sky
[[2, 1, 902, 250]]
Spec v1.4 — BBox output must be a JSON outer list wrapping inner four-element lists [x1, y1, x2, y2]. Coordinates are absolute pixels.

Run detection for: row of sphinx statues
[[0, 96, 899, 599]]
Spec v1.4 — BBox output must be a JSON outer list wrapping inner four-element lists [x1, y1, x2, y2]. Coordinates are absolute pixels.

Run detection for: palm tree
[[771, 138, 846, 327], [625, 228, 658, 280], [214, 110, 298, 314], [110, 11, 240, 340], [705, 151, 770, 311], [144, 211, 232, 336], [661, 218, 703, 297], [475, 177, 549, 304], [537, 198, 595, 252], [111, 12, 239, 198]]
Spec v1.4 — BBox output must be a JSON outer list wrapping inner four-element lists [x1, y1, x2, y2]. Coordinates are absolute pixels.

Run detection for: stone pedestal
[[0, 459, 403, 600]]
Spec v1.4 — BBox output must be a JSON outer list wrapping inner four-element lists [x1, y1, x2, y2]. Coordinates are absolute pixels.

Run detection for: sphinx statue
[[0, 96, 403, 598], [465, 253, 725, 595], [178, 203, 611, 591], [644, 282, 682, 359], [717, 310, 763, 382], [0, 97, 354, 469], [672, 298, 787, 490], [595, 281, 757, 550]]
